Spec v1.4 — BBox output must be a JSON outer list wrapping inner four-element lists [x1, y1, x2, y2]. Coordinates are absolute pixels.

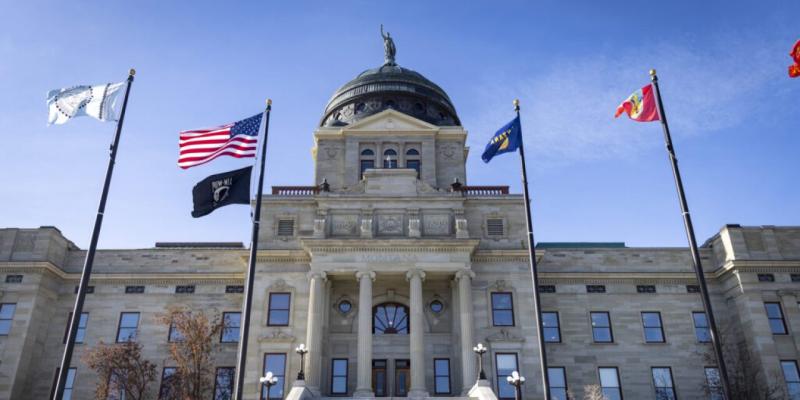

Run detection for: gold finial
[[649, 69, 656, 77], [129, 68, 136, 76], [513, 98, 520, 111], [267, 99, 272, 106]]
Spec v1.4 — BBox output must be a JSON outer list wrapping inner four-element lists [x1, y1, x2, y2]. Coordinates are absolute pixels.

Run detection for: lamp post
[[261, 371, 279, 399], [473, 343, 488, 380], [506, 371, 525, 400], [295, 343, 309, 380]]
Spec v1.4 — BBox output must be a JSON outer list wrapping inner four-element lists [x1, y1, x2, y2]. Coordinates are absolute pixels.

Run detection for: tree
[[582, 385, 607, 400], [702, 324, 786, 400], [82, 340, 157, 400], [157, 307, 224, 400]]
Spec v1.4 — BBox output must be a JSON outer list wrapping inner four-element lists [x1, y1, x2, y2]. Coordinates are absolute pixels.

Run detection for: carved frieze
[[423, 214, 450, 236], [377, 215, 404, 236], [331, 215, 359, 236]]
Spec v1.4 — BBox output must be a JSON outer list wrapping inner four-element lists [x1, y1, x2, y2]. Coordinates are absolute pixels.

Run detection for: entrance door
[[372, 360, 388, 397], [395, 359, 410, 397]]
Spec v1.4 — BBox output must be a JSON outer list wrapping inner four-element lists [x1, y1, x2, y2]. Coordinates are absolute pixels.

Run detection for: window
[[277, 220, 294, 237], [405, 149, 420, 177], [331, 359, 348, 395], [360, 149, 375, 178], [486, 218, 504, 236], [222, 312, 241, 343], [548, 367, 568, 400], [542, 312, 561, 343], [262, 353, 286, 400], [782, 361, 800, 399], [636, 285, 656, 293], [686, 285, 700, 293], [591, 312, 613, 343], [226, 285, 244, 293], [495, 353, 519, 400], [652, 367, 676, 400], [116, 312, 140, 342], [429, 300, 444, 314], [539, 285, 556, 293], [0, 303, 16, 335], [693, 312, 711, 343], [491, 292, 514, 326], [373, 302, 409, 334], [175, 285, 195, 294], [62, 368, 77, 400], [598, 367, 622, 400], [792, 274, 800, 282], [758, 273, 775, 282], [214, 367, 235, 400], [766, 302, 788, 334], [5, 274, 22, 283], [159, 367, 178, 399], [642, 312, 665, 343], [704, 367, 723, 400], [267, 293, 291, 326], [587, 285, 606, 293], [168, 321, 185, 342], [125, 285, 145, 294], [383, 149, 397, 168], [63, 313, 89, 344], [74, 285, 95, 294], [434, 358, 450, 394]]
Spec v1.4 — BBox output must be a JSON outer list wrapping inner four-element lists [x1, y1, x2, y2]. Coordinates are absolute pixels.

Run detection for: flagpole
[[234, 99, 272, 400], [514, 99, 551, 399], [52, 69, 136, 400], [649, 70, 732, 399]]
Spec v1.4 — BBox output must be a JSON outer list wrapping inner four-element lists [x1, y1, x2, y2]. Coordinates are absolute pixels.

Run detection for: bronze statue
[[380, 24, 396, 66]]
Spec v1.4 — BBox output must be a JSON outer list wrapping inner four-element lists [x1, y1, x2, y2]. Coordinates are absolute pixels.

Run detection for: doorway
[[373, 359, 388, 397], [394, 359, 410, 397]]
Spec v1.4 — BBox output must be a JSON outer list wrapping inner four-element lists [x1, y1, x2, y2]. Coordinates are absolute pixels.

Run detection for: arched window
[[405, 149, 420, 178], [373, 302, 409, 334], [383, 149, 398, 169], [360, 149, 375, 179]]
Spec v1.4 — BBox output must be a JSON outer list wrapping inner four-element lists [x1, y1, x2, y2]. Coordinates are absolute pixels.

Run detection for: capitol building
[[2, 49, 800, 400]]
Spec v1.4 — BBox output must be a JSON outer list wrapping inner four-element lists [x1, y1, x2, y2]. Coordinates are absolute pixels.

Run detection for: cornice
[[0, 262, 243, 283], [300, 238, 480, 254], [472, 249, 543, 263], [248, 250, 311, 263]]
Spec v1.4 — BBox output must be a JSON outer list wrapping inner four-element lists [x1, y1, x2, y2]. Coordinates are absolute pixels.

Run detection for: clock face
[[54, 86, 93, 119]]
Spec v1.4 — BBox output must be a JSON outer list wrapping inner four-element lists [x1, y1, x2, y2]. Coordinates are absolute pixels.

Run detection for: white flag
[[47, 81, 127, 125]]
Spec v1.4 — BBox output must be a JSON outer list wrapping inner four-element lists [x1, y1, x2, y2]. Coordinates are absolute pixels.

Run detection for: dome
[[320, 64, 461, 127]]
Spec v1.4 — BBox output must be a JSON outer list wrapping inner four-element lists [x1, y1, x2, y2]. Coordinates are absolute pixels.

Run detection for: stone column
[[407, 269, 428, 398], [354, 271, 376, 397], [456, 269, 477, 393], [305, 271, 326, 393]]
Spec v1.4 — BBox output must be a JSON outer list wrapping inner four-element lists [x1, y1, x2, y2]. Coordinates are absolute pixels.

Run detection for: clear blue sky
[[1, 0, 798, 249]]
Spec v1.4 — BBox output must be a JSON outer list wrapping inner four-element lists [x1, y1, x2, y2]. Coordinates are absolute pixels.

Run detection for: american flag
[[178, 113, 262, 169]]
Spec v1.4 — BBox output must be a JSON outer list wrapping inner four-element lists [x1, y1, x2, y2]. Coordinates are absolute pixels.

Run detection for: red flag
[[789, 39, 800, 78], [614, 84, 659, 122]]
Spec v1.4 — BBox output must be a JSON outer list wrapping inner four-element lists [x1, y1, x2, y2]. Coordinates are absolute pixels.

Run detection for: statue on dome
[[380, 24, 397, 66]]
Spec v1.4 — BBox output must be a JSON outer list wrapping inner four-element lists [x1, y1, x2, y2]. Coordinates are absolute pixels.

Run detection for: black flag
[[191, 166, 252, 218]]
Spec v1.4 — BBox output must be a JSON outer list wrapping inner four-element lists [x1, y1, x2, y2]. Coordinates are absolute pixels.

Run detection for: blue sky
[[1, 0, 798, 249]]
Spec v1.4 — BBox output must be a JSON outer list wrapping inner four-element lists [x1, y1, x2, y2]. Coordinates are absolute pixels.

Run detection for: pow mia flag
[[191, 166, 252, 218]]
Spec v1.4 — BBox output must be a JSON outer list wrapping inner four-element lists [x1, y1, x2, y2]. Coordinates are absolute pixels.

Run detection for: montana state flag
[[482, 116, 522, 163], [615, 84, 660, 122]]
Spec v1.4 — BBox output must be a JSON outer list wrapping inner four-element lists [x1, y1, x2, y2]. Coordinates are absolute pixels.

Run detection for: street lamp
[[261, 371, 279, 398], [506, 371, 525, 400], [473, 343, 488, 380], [295, 343, 309, 380]]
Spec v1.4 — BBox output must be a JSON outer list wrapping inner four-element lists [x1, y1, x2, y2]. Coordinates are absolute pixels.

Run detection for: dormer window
[[383, 149, 397, 169], [405, 149, 420, 177], [360, 149, 375, 178]]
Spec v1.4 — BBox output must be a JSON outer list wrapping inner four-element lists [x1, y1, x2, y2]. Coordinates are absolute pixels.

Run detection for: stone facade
[[2, 63, 800, 400]]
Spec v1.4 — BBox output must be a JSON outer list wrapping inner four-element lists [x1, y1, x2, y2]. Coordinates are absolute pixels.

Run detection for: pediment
[[343, 109, 439, 133]]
